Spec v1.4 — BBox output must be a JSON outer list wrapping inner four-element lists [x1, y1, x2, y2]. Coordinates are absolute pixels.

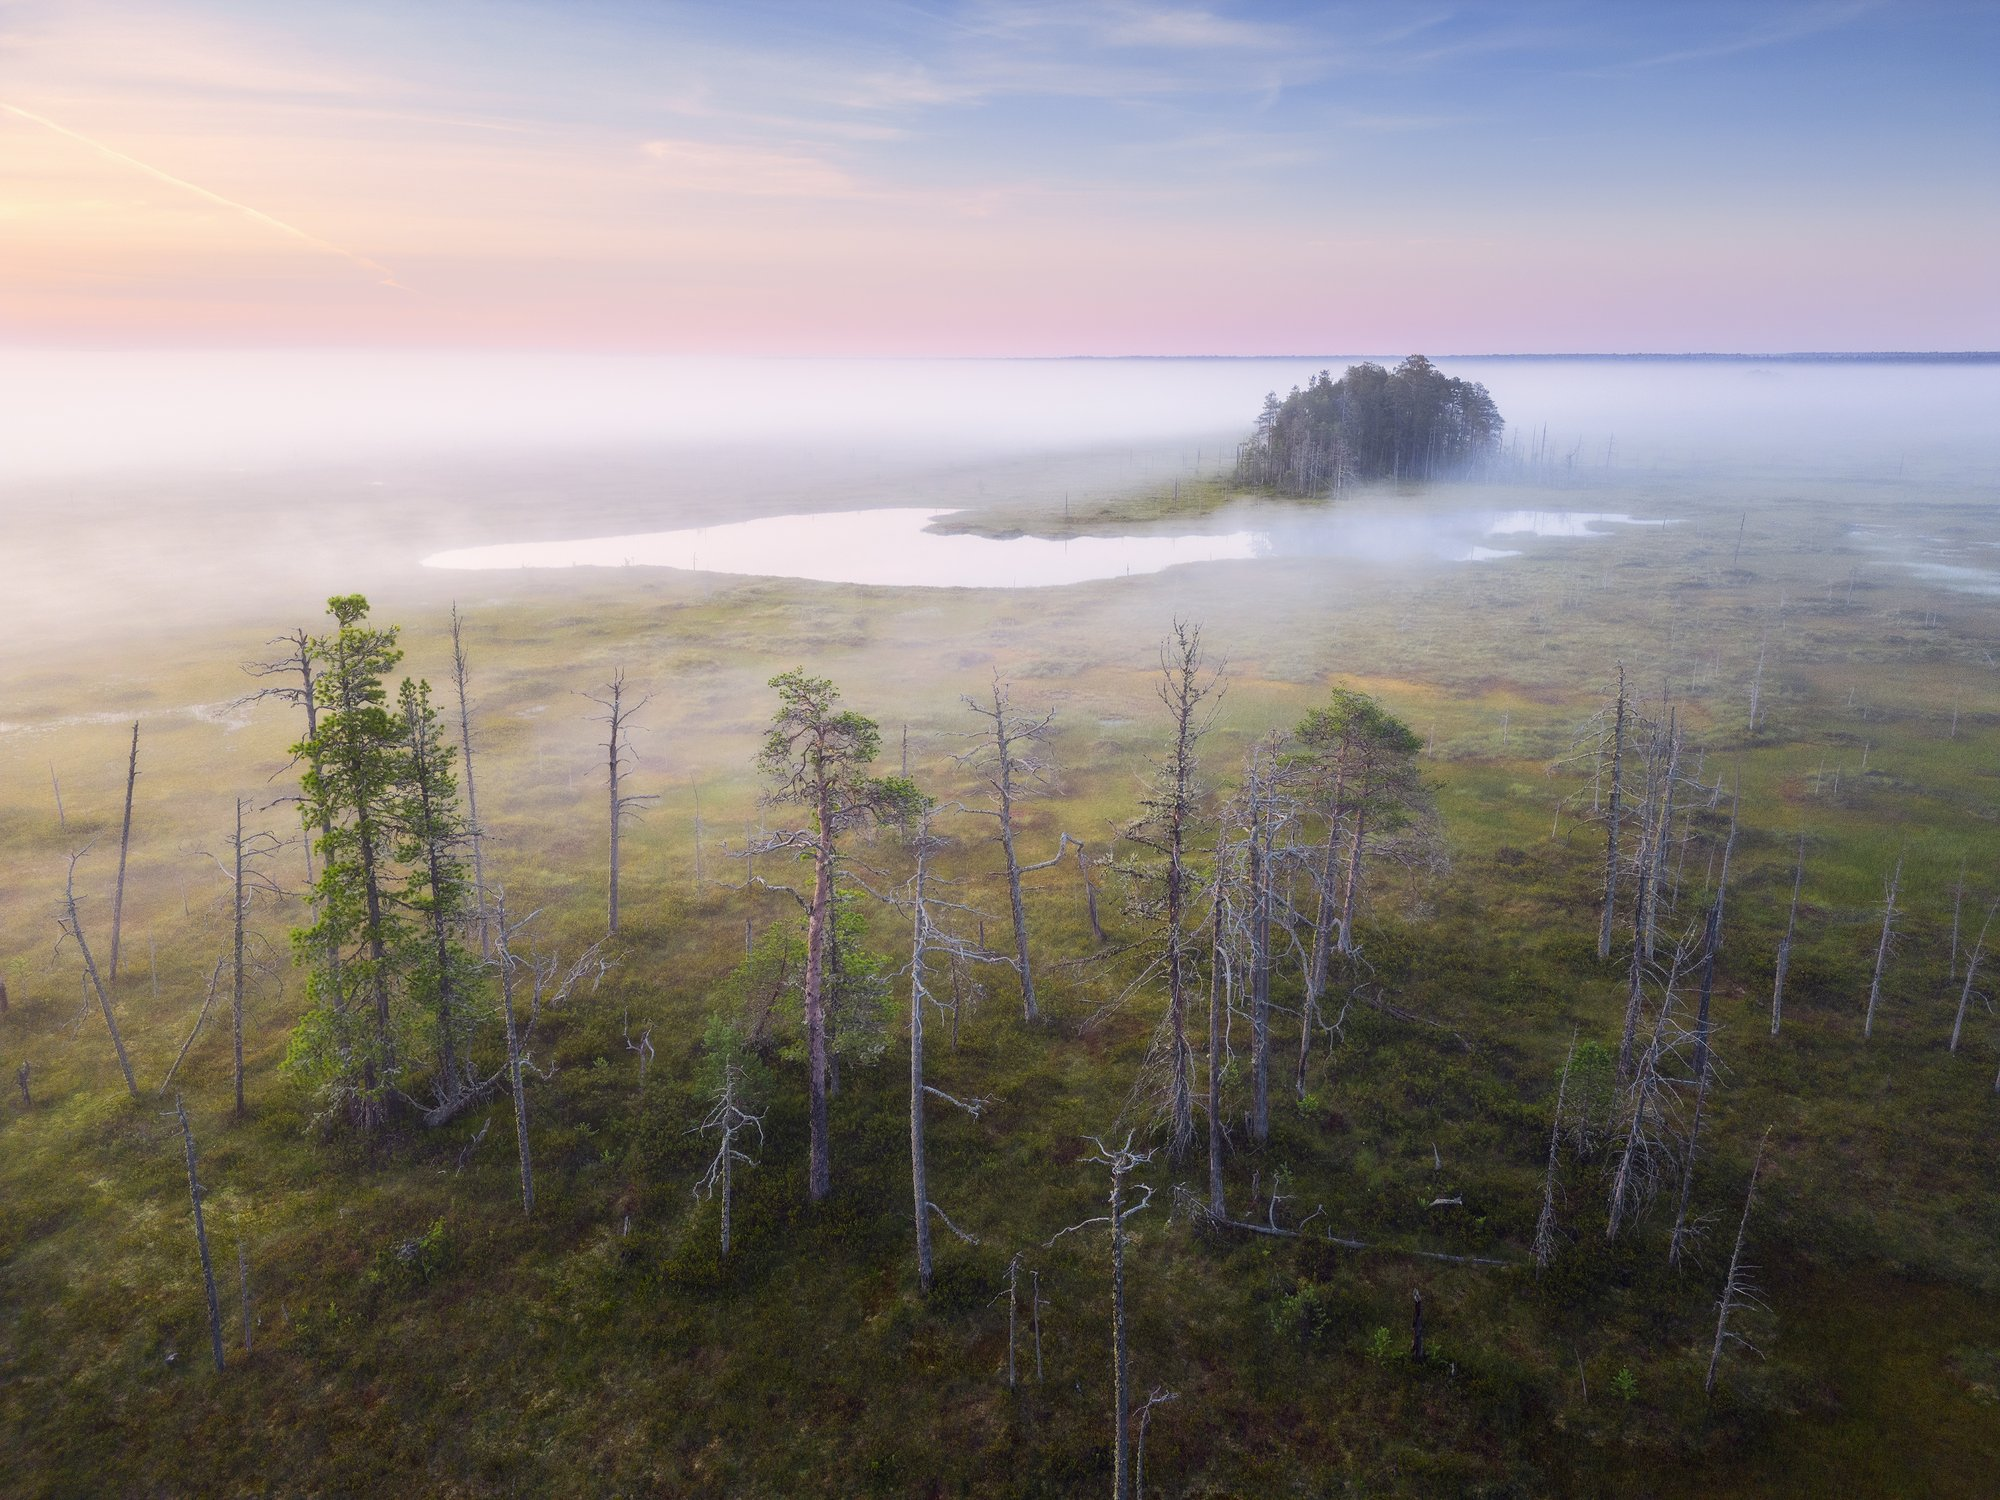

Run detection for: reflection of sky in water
[[423, 507, 1669, 589]]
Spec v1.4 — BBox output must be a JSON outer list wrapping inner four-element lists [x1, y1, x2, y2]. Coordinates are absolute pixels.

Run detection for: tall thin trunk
[[909, 841, 934, 1292], [1670, 900, 1723, 1267], [608, 678, 623, 936], [449, 605, 489, 958], [805, 808, 835, 1202], [66, 859, 138, 1097], [1207, 887, 1227, 1215], [231, 798, 247, 1118], [1248, 763, 1271, 1143], [497, 895, 534, 1214], [1951, 897, 1996, 1053], [1773, 836, 1804, 1036], [1864, 857, 1902, 1040], [1079, 841, 1105, 944], [174, 1094, 225, 1373], [1337, 806, 1366, 958], [1598, 666, 1627, 961], [1533, 1031, 1577, 1270], [1706, 1131, 1770, 1396], [110, 721, 139, 981], [1110, 1165, 1132, 1500]]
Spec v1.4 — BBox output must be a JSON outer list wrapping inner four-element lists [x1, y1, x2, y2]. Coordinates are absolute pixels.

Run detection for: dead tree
[[1608, 934, 1696, 1243], [449, 604, 491, 957], [241, 627, 325, 883], [57, 849, 138, 1097], [585, 671, 657, 938], [998, 1254, 1022, 1388], [1078, 840, 1107, 944], [1705, 1129, 1771, 1396], [50, 763, 65, 830], [1131, 1385, 1179, 1499], [1047, 1134, 1155, 1500], [15, 1061, 29, 1106], [1599, 665, 1628, 960], [959, 678, 1072, 1023], [1533, 1031, 1578, 1271], [899, 805, 992, 1292], [1121, 621, 1223, 1161], [1772, 835, 1805, 1036], [173, 1094, 225, 1372], [109, 721, 140, 981], [1242, 746, 1279, 1143], [1206, 863, 1232, 1217], [1863, 856, 1902, 1040], [214, 800, 285, 1117], [1951, 896, 1997, 1054], [491, 892, 610, 1212], [1669, 899, 1724, 1268], [695, 1061, 765, 1256], [160, 956, 225, 1093]]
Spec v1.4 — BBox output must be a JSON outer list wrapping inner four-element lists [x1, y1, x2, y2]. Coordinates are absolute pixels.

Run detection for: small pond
[[421, 507, 1665, 589]]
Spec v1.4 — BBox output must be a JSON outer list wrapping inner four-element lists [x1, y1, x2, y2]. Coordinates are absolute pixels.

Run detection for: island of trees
[[1235, 354, 1504, 494]]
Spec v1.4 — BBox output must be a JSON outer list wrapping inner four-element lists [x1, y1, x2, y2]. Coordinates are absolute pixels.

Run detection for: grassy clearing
[[2, 459, 1998, 1495]]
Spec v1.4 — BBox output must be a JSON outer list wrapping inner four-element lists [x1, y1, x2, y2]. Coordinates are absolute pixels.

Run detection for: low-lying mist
[[3, 351, 1996, 663]]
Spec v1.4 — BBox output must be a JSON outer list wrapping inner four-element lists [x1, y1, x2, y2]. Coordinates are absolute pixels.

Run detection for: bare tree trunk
[[1299, 808, 1341, 1095], [1598, 666, 1627, 961], [1111, 1162, 1133, 1500], [1079, 841, 1106, 944], [50, 763, 65, 830], [1207, 887, 1227, 1216], [588, 672, 657, 940], [63, 854, 138, 1097], [110, 722, 140, 981], [1951, 897, 1996, 1053], [496, 894, 534, 1215], [174, 1094, 225, 1373], [608, 680, 623, 936], [449, 605, 489, 958], [1863, 857, 1902, 1040], [1773, 835, 1804, 1036], [1670, 900, 1723, 1267], [805, 817, 835, 1202], [1337, 807, 1366, 958], [909, 840, 934, 1293], [1248, 759, 1271, 1143], [1706, 1130, 1770, 1396], [1533, 1031, 1577, 1271], [1618, 852, 1653, 1081], [231, 798, 247, 1118]]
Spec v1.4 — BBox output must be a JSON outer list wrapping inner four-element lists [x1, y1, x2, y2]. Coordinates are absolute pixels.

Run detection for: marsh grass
[[2, 461, 1998, 1494]]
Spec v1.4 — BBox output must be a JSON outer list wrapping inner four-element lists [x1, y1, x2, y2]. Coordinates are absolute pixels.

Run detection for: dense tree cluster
[[1235, 355, 1504, 494]]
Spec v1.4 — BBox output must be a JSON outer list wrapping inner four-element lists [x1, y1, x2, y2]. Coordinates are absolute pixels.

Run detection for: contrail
[[0, 100, 404, 288]]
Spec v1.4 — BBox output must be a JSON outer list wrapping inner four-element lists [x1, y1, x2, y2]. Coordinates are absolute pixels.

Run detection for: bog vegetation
[[3, 454, 1999, 1498]]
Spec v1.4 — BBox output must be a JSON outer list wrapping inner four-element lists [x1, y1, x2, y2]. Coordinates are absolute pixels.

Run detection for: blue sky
[[3, 0, 1994, 350]]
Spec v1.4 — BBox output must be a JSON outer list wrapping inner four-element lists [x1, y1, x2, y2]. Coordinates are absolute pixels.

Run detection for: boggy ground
[[2, 459, 1998, 1496]]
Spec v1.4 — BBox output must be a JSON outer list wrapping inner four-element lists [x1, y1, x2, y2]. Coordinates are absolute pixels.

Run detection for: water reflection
[[421, 506, 1666, 589]]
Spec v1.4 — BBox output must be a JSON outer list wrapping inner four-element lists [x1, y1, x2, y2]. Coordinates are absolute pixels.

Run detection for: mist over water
[[3, 352, 1998, 655]]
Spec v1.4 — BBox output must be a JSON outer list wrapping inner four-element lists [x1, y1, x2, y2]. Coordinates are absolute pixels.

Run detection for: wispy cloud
[[1600, 1, 1876, 72], [0, 98, 403, 286], [641, 137, 863, 198]]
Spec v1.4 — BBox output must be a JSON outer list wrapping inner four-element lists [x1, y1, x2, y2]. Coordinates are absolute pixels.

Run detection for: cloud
[[641, 138, 861, 198], [1603, 1, 1876, 72], [0, 98, 403, 286]]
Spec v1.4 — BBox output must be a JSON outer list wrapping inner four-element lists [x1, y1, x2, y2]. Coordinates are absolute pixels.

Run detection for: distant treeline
[[1236, 355, 1504, 494]]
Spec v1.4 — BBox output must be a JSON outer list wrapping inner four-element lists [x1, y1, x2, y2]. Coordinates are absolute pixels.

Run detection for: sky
[[2, 0, 1996, 355]]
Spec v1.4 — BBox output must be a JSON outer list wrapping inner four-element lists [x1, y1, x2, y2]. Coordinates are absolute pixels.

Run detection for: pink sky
[[3, 1, 1995, 354]]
